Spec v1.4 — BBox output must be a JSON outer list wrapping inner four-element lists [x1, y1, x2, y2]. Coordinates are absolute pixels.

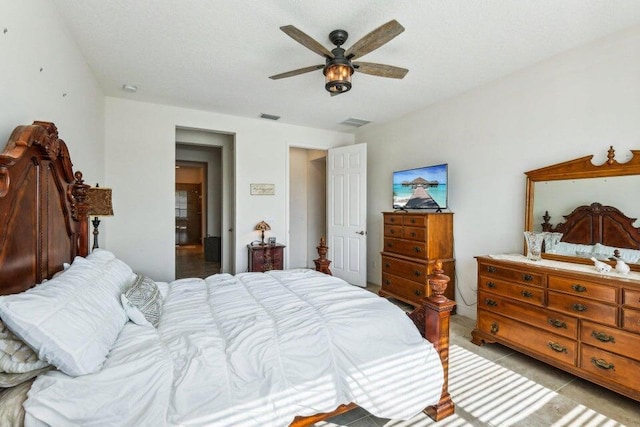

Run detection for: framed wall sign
[[250, 183, 275, 195]]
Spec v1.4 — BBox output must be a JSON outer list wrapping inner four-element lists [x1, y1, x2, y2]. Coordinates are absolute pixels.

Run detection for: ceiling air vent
[[341, 117, 370, 127], [260, 113, 281, 121]]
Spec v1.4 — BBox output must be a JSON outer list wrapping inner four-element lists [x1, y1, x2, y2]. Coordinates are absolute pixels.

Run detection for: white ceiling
[[51, 0, 640, 132]]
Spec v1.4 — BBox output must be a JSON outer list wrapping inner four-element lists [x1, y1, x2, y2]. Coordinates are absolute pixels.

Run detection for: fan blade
[[280, 25, 333, 58], [345, 20, 405, 60], [269, 64, 324, 80], [353, 62, 408, 79]]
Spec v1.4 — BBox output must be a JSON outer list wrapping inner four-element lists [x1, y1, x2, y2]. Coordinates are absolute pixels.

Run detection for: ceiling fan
[[269, 20, 408, 95]]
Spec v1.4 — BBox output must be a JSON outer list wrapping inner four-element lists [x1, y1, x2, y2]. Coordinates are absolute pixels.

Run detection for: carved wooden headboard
[[0, 122, 90, 295], [542, 202, 640, 249]]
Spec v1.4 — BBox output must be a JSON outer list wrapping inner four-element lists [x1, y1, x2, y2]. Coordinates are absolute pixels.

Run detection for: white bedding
[[24, 269, 444, 426]]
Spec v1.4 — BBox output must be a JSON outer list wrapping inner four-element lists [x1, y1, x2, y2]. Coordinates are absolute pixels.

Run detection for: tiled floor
[[175, 244, 221, 279], [317, 283, 639, 427]]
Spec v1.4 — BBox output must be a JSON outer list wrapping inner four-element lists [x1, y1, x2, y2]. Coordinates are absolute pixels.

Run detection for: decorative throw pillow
[[0, 320, 49, 374], [121, 275, 163, 327]]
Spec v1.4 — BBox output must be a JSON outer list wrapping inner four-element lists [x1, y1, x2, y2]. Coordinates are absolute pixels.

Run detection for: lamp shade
[[86, 187, 114, 217], [255, 221, 271, 232]]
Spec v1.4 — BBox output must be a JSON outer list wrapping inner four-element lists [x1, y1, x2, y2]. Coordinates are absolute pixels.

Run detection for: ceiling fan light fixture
[[324, 61, 353, 94]]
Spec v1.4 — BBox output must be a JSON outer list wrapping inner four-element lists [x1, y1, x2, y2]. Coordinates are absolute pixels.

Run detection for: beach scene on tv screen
[[393, 164, 447, 209]]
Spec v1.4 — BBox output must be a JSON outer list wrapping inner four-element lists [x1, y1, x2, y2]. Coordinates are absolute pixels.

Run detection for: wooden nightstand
[[248, 244, 285, 272]]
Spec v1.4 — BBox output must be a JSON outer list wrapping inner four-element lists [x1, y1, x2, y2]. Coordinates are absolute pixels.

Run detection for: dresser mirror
[[525, 147, 640, 271]]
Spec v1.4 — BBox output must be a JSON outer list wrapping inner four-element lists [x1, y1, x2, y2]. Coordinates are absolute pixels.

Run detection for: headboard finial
[[607, 146, 615, 165]]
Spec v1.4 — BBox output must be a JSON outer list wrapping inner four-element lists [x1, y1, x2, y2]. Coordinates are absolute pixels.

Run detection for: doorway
[[175, 128, 235, 278], [288, 147, 327, 268]]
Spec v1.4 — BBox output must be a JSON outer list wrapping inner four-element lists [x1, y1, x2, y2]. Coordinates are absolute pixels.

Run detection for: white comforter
[[24, 269, 444, 426]]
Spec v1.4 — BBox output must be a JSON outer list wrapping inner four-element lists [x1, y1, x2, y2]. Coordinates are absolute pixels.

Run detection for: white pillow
[[0, 256, 131, 376]]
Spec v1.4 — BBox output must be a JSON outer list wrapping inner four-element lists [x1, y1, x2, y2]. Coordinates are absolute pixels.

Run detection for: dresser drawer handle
[[387, 242, 394, 248], [523, 274, 533, 281], [385, 262, 391, 268], [572, 303, 588, 312], [487, 266, 497, 273], [414, 270, 421, 277], [384, 279, 391, 285], [548, 318, 567, 329], [591, 357, 615, 371], [413, 246, 421, 253], [592, 331, 616, 343], [414, 289, 422, 296], [389, 229, 395, 234], [490, 322, 499, 334], [547, 342, 567, 353], [485, 298, 498, 307], [486, 281, 496, 289], [410, 218, 416, 224], [521, 290, 533, 298], [389, 217, 396, 223], [571, 284, 587, 292], [410, 231, 417, 237]]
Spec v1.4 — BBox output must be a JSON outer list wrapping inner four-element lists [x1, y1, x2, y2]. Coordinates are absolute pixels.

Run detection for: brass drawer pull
[[548, 318, 567, 329], [485, 299, 498, 307], [389, 229, 395, 234], [384, 279, 391, 285], [591, 357, 615, 371], [571, 284, 587, 292], [410, 218, 416, 224], [414, 289, 422, 296], [547, 342, 567, 353], [385, 262, 391, 268], [487, 266, 497, 273], [490, 322, 499, 334], [591, 331, 616, 343], [414, 270, 421, 277], [486, 281, 496, 289], [413, 246, 421, 253], [410, 231, 417, 237], [389, 217, 396, 223], [572, 303, 588, 312], [387, 242, 394, 248], [523, 274, 533, 281], [521, 290, 533, 298]]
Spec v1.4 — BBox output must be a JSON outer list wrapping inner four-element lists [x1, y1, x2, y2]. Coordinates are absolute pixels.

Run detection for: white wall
[[105, 97, 353, 281], [0, 0, 104, 186], [358, 25, 640, 319]]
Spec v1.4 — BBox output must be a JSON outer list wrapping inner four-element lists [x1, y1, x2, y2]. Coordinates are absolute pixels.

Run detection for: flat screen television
[[393, 163, 448, 210]]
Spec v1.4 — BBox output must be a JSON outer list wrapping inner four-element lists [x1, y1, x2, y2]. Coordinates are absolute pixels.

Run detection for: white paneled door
[[327, 143, 367, 287]]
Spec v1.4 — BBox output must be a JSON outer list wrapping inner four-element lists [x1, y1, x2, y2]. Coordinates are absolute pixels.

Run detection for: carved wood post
[[409, 260, 456, 421], [71, 171, 90, 257], [314, 237, 332, 275]]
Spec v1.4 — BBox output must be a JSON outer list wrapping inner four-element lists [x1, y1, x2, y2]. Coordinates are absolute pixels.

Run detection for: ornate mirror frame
[[525, 146, 640, 270]]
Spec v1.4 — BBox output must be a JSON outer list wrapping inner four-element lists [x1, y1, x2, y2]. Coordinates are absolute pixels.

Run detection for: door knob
[[355, 230, 366, 235]]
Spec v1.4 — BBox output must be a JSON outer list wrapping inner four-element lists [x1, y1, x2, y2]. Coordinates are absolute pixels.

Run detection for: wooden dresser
[[248, 244, 285, 272], [472, 255, 640, 401], [379, 212, 455, 306]]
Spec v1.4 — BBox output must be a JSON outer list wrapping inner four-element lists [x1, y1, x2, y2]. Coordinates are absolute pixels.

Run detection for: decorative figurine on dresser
[[472, 146, 640, 402], [379, 211, 455, 306]]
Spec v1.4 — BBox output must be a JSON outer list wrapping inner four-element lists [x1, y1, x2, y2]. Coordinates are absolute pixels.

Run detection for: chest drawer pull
[[486, 281, 496, 289], [385, 262, 391, 268], [548, 318, 567, 329], [523, 274, 533, 281], [571, 284, 587, 292], [591, 357, 615, 371], [413, 246, 421, 253], [591, 331, 616, 343], [389, 229, 395, 234], [384, 279, 391, 285], [521, 290, 533, 298], [389, 217, 396, 223], [414, 289, 422, 296], [410, 231, 417, 237], [487, 266, 497, 273], [387, 242, 394, 248], [484, 298, 498, 307], [572, 303, 588, 312], [547, 342, 567, 353], [414, 270, 421, 277], [410, 218, 416, 224], [490, 322, 499, 334]]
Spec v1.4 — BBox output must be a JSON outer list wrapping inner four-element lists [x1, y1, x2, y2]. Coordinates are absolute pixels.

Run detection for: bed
[[0, 122, 455, 426]]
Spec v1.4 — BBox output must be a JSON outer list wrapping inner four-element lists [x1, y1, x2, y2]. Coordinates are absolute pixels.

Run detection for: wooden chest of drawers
[[472, 256, 640, 401], [248, 244, 285, 272], [379, 212, 455, 306]]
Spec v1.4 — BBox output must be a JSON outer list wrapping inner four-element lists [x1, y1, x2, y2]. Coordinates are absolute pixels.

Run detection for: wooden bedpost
[[314, 237, 332, 275], [408, 260, 456, 421], [71, 171, 91, 257]]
